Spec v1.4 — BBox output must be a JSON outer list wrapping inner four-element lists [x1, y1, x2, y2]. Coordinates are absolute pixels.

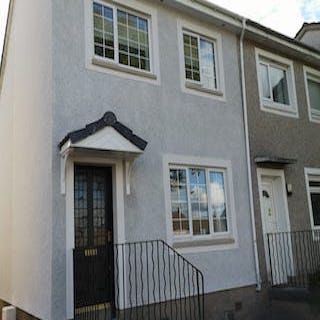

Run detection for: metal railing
[[74, 240, 204, 320], [267, 230, 320, 288]]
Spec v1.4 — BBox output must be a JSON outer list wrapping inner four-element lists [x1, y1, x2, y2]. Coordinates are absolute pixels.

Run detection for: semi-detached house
[[0, 0, 319, 320]]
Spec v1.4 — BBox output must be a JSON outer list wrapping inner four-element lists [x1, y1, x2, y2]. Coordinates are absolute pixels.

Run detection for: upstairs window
[[304, 67, 320, 123], [256, 49, 298, 117], [93, 2, 151, 71], [183, 32, 217, 90]]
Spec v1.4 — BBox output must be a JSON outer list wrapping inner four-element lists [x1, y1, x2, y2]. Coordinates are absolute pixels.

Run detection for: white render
[[0, 0, 52, 319]]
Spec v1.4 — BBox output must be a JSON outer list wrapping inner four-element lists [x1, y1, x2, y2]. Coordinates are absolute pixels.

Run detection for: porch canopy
[[59, 111, 148, 194]]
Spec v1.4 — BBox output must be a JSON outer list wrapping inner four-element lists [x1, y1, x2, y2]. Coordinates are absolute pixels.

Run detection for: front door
[[73, 165, 114, 315], [259, 171, 293, 285]]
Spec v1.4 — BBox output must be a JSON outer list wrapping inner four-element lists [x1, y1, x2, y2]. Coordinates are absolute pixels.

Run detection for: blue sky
[[0, 0, 319, 60]]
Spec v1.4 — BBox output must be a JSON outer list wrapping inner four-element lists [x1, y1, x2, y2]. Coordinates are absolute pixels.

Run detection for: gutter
[[239, 18, 262, 291]]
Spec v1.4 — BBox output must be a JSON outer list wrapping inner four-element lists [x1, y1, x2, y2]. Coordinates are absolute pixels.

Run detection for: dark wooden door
[[73, 165, 114, 311]]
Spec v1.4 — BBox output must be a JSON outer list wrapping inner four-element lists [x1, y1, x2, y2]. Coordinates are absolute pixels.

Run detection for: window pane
[[311, 193, 320, 226], [259, 63, 271, 99], [93, 3, 114, 60], [307, 78, 320, 113], [117, 10, 150, 71], [170, 169, 190, 235], [93, 3, 102, 15], [270, 66, 290, 105], [189, 169, 209, 235], [210, 171, 227, 232], [183, 34, 200, 82], [200, 39, 216, 89]]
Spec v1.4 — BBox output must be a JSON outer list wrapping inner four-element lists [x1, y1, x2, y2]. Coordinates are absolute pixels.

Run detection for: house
[[295, 22, 320, 51], [243, 21, 320, 290], [0, 0, 319, 320]]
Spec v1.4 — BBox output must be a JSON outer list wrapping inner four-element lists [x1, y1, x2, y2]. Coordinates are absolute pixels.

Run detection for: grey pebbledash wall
[[49, 0, 256, 319], [244, 39, 320, 281]]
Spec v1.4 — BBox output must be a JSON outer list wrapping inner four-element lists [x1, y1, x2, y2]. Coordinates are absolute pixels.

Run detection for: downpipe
[[239, 18, 262, 291]]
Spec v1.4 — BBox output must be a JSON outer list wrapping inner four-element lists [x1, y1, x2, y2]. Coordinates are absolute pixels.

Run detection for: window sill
[[261, 101, 298, 118], [92, 57, 157, 80], [173, 237, 235, 249], [185, 81, 224, 97]]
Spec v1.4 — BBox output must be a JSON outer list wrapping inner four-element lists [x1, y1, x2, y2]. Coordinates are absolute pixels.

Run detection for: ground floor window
[[306, 171, 320, 229], [169, 165, 229, 238]]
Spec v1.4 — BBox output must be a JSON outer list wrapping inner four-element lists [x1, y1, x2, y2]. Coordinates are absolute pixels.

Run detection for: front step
[[269, 287, 310, 302]]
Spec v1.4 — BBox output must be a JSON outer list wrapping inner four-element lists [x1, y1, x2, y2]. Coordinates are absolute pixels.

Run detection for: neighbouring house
[[295, 22, 320, 51], [243, 20, 320, 291], [0, 0, 260, 319], [0, 1, 319, 320]]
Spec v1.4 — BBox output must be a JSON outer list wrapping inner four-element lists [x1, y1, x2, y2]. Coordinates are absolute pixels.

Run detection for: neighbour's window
[[307, 175, 320, 229], [305, 69, 320, 123], [93, 2, 151, 71], [256, 49, 297, 117], [169, 166, 229, 238], [183, 32, 217, 90]]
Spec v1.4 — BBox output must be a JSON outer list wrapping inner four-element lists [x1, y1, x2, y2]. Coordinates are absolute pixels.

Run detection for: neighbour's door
[[73, 165, 114, 313], [260, 175, 293, 285]]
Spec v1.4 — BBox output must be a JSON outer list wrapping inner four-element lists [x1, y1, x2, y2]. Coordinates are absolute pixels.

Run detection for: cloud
[[300, 0, 320, 21], [208, 0, 310, 37]]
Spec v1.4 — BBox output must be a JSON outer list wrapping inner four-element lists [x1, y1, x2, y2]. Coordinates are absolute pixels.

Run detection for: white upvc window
[[183, 31, 218, 90], [169, 164, 234, 242], [178, 20, 225, 99], [305, 169, 320, 231], [304, 66, 320, 123], [85, 0, 160, 83], [256, 49, 298, 117], [93, 1, 151, 71]]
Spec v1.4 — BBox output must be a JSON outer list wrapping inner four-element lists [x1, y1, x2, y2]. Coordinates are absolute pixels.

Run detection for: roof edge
[[295, 22, 320, 41]]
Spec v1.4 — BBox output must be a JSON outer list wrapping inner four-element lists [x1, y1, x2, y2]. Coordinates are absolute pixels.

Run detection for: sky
[[0, 0, 319, 61]]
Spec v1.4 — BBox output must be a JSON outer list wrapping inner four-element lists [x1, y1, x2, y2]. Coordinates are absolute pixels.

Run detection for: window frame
[[169, 165, 229, 239], [305, 168, 320, 233], [85, 0, 160, 83], [255, 48, 298, 118], [163, 155, 237, 252], [177, 19, 225, 100], [304, 66, 320, 123]]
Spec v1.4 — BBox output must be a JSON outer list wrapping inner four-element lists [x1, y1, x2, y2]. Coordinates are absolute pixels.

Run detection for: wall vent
[[2, 306, 16, 320]]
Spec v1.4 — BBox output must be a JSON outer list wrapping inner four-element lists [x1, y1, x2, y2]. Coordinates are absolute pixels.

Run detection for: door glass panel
[[311, 193, 320, 226], [93, 174, 106, 246], [75, 173, 88, 247]]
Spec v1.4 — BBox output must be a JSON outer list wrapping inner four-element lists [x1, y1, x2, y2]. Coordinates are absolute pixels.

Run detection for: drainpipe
[[239, 18, 262, 291]]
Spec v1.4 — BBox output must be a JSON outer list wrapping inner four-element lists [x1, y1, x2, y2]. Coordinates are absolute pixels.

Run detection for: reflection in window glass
[[170, 169, 189, 235], [183, 33, 217, 89], [210, 171, 227, 232], [93, 2, 114, 59], [189, 169, 209, 235], [259, 63, 271, 99], [307, 78, 320, 113], [169, 166, 230, 238], [93, 2, 150, 71], [117, 10, 150, 71], [259, 60, 290, 106], [270, 66, 289, 105]]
